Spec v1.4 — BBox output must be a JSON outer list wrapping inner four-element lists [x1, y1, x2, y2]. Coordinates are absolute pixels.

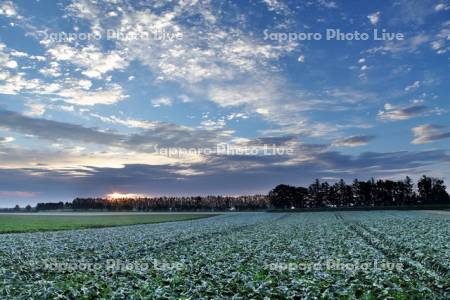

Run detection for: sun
[[106, 192, 147, 200]]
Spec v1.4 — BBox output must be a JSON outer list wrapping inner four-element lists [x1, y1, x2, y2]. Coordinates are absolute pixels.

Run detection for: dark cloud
[[1, 148, 448, 207], [403, 105, 428, 114], [378, 104, 430, 121], [245, 136, 297, 146], [332, 135, 375, 147], [422, 132, 450, 143], [0, 109, 230, 150], [412, 124, 450, 144], [127, 123, 228, 149], [0, 109, 122, 145], [316, 150, 446, 171]]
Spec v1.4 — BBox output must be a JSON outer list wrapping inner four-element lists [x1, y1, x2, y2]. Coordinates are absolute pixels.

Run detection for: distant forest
[[34, 175, 450, 211]]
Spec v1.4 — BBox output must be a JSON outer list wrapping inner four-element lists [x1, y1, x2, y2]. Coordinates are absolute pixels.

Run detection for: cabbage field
[[0, 211, 449, 299]]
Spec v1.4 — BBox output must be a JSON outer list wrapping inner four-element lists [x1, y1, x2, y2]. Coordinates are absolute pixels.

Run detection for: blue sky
[[0, 0, 449, 206]]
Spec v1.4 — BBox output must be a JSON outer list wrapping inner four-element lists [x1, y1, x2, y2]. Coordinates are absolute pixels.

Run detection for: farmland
[[0, 211, 449, 299], [0, 213, 216, 233]]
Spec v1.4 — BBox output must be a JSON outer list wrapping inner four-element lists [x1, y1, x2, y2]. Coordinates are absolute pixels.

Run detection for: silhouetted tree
[[33, 175, 450, 211], [418, 175, 449, 204], [269, 184, 296, 209], [294, 187, 309, 208], [308, 179, 324, 207]]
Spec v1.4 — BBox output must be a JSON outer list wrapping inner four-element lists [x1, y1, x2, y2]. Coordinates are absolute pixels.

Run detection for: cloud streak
[[332, 135, 375, 147], [0, 109, 122, 145], [412, 124, 450, 144], [377, 103, 437, 121], [0, 109, 233, 151]]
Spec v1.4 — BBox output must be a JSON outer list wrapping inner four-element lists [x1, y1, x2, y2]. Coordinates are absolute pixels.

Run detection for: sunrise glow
[[106, 193, 147, 200]]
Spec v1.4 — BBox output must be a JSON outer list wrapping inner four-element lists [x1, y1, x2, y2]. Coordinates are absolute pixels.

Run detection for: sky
[[0, 0, 449, 207]]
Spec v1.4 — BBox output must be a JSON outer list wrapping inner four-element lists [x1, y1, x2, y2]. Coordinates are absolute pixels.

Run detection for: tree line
[[36, 195, 268, 211], [34, 175, 450, 211], [269, 175, 449, 209]]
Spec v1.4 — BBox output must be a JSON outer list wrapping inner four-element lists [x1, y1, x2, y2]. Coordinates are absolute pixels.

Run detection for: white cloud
[[208, 80, 274, 108], [0, 45, 19, 69], [404, 80, 421, 92], [367, 34, 429, 54], [431, 40, 443, 50], [227, 113, 248, 120], [40, 0, 307, 133], [0, 43, 127, 105], [77, 79, 92, 90], [0, 136, 15, 143], [47, 44, 128, 79], [179, 95, 191, 103], [108, 11, 118, 17], [56, 83, 127, 105], [367, 11, 380, 25], [317, 0, 337, 9], [262, 0, 290, 14], [435, 3, 449, 11], [10, 50, 28, 57], [200, 118, 226, 130], [0, 71, 40, 95], [66, 0, 101, 34], [24, 103, 46, 117], [39, 62, 62, 77], [0, 0, 397, 147], [0, 40, 127, 109], [430, 23, 450, 54], [47, 44, 76, 60], [173, 168, 205, 176], [151, 97, 173, 107], [96, 3, 296, 85], [30, 55, 46, 61], [256, 108, 270, 115], [0, 1, 17, 17], [394, 0, 434, 25], [4, 60, 17, 68], [39, 68, 61, 77], [90, 113, 157, 129], [0, 144, 203, 171], [0, 64, 127, 105]]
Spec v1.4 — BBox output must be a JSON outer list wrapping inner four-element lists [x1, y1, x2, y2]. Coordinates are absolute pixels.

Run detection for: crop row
[[0, 211, 449, 299]]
